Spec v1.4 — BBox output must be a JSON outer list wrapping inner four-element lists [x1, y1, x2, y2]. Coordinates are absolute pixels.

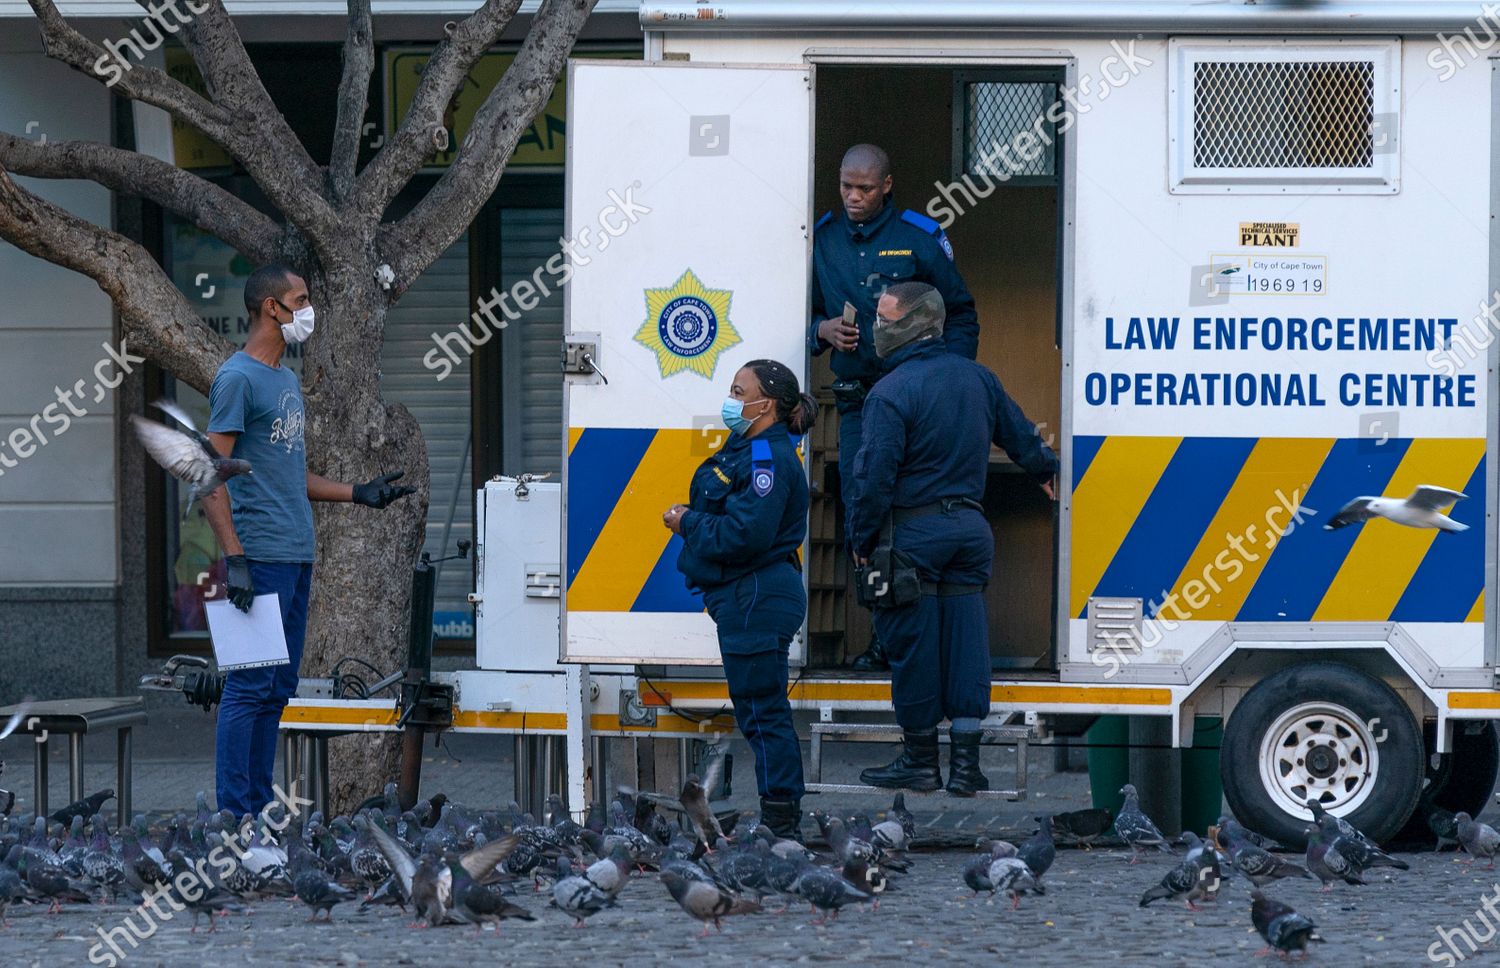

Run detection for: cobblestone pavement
[[5, 847, 1496, 967]]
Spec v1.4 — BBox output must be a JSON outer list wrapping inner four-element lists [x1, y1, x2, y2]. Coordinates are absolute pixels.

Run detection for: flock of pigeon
[[3, 777, 1499, 958]]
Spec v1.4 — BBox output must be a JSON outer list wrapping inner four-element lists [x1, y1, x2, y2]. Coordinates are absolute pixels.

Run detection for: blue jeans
[[215, 561, 312, 817]]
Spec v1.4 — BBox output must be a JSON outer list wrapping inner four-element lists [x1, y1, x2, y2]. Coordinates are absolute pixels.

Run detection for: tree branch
[[353, 0, 525, 222], [328, 0, 375, 202], [383, 0, 595, 285], [0, 163, 232, 392], [28, 0, 342, 256], [0, 131, 281, 262]]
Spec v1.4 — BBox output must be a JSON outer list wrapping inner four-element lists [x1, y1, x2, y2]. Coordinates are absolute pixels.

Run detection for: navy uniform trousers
[[700, 561, 807, 801], [872, 506, 994, 732]]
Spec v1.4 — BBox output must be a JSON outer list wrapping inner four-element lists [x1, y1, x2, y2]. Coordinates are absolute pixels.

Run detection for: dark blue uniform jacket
[[846, 339, 1060, 557], [810, 198, 979, 385], [677, 422, 808, 591]]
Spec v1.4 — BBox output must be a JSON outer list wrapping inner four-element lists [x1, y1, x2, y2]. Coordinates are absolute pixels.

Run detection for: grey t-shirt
[[207, 352, 315, 562]]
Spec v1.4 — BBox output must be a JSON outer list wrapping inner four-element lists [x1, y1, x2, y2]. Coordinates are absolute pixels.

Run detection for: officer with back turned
[[811, 143, 979, 670], [846, 282, 1057, 796]]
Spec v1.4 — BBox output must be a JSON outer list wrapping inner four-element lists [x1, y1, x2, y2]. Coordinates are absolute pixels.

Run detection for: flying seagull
[[1324, 485, 1467, 533], [131, 398, 252, 518]]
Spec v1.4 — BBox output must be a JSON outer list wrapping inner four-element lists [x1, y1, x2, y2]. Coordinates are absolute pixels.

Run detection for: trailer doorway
[[807, 63, 1066, 675]]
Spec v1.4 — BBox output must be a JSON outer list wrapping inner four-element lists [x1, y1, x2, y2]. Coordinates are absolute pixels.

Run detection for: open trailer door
[[561, 60, 812, 664]]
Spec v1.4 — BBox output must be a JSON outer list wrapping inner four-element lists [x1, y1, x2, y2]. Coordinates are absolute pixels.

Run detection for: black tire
[[1393, 720, 1500, 848], [1220, 661, 1423, 847]]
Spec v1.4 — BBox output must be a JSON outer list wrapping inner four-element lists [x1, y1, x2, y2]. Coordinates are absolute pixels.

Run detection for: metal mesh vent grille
[[1192, 60, 1375, 169], [966, 82, 1057, 178]]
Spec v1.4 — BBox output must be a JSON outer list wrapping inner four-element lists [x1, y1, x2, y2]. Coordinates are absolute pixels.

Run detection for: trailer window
[[1169, 40, 1399, 194], [953, 70, 1063, 187]]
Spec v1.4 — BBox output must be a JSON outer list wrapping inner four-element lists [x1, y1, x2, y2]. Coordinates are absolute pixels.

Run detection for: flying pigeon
[[1251, 889, 1322, 957], [1325, 485, 1468, 532], [131, 398, 252, 518], [1115, 784, 1174, 862], [1456, 812, 1500, 869], [661, 870, 761, 936], [680, 774, 725, 849]]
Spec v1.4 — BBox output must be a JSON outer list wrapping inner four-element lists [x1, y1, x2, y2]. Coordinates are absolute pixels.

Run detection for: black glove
[[352, 470, 416, 509], [224, 554, 255, 613]]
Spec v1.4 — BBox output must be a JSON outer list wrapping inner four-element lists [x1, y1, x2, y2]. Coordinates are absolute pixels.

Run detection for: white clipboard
[[205, 593, 290, 671]]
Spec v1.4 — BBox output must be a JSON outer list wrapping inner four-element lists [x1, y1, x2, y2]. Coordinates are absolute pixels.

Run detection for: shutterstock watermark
[[925, 40, 1153, 229], [1428, 883, 1500, 965], [423, 184, 651, 381], [1427, 289, 1500, 378], [91, 0, 212, 88], [0, 339, 144, 478], [1091, 488, 1315, 678], [1427, 4, 1500, 82], [86, 782, 314, 966]]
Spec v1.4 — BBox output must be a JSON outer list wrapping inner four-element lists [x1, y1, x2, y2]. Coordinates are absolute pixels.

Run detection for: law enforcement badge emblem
[[752, 466, 774, 496], [636, 268, 741, 379]]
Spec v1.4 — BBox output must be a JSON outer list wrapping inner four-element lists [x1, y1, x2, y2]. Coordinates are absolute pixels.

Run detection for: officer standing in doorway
[[847, 282, 1057, 796], [811, 143, 979, 671], [664, 360, 818, 839]]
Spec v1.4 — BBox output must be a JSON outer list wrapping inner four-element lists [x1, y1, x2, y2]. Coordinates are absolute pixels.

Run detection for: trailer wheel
[[1393, 721, 1500, 847], [1221, 661, 1423, 847]]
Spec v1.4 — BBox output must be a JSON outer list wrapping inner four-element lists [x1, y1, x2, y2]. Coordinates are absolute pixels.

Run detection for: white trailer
[[400, 0, 1500, 844]]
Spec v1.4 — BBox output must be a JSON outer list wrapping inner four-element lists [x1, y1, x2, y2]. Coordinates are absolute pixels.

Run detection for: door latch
[[564, 334, 608, 384]]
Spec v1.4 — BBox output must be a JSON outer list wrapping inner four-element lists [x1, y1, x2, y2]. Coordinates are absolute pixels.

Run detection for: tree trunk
[[300, 267, 430, 811]]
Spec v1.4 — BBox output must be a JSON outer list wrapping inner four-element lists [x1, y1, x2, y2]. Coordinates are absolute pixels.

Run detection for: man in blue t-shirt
[[202, 263, 415, 817]]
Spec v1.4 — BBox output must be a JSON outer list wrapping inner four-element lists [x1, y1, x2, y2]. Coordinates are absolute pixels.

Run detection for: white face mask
[[280, 305, 315, 344]]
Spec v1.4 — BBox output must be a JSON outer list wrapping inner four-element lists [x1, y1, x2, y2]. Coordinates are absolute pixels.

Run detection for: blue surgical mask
[[721, 397, 768, 435]]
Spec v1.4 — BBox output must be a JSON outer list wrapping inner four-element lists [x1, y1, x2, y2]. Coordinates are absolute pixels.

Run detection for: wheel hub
[[1258, 701, 1380, 818]]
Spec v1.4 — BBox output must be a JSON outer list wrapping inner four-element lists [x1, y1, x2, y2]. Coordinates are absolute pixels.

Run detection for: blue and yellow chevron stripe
[[1070, 436, 1485, 623]]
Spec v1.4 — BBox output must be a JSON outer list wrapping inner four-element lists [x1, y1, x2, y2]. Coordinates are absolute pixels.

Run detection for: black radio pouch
[[855, 515, 922, 609]]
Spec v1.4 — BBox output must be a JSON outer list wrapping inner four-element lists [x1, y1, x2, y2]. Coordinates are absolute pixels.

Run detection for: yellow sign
[[636, 269, 740, 380], [165, 48, 233, 170], [1239, 221, 1300, 247], [384, 47, 638, 169]]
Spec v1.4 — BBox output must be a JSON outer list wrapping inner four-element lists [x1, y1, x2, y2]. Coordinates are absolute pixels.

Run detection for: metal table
[[0, 697, 147, 819]]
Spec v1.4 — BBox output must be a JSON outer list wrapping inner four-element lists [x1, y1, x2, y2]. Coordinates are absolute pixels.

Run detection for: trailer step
[[806, 721, 1034, 801]]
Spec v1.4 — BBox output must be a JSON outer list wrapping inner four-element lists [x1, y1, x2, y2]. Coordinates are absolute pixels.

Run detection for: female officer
[[662, 359, 817, 841]]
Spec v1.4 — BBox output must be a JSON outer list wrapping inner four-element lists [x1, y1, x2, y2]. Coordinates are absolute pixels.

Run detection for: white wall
[[0, 20, 120, 585]]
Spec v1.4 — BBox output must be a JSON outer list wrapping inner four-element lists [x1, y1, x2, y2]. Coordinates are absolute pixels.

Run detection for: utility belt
[[830, 379, 874, 411], [855, 497, 987, 609]]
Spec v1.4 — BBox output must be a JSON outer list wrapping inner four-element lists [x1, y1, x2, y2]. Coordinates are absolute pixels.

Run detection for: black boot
[[760, 797, 803, 842], [860, 729, 942, 791], [945, 730, 989, 797], [850, 636, 890, 672]]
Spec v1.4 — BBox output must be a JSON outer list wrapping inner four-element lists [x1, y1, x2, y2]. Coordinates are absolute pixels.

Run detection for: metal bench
[[0, 697, 147, 819], [806, 719, 1034, 800]]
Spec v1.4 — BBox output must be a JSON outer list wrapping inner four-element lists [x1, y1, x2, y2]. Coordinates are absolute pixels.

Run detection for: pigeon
[[889, 792, 916, 844], [1313, 816, 1408, 875], [164, 848, 244, 932], [1018, 817, 1056, 882], [1217, 816, 1283, 852], [289, 838, 357, 922], [448, 856, 536, 932], [662, 870, 760, 936], [80, 822, 126, 900], [793, 865, 872, 923], [1050, 807, 1114, 848], [0, 858, 23, 927], [361, 813, 520, 927], [1302, 802, 1373, 852], [1216, 823, 1317, 886], [988, 855, 1043, 909], [1303, 824, 1364, 890], [552, 857, 615, 928], [15, 845, 92, 913], [1428, 806, 1461, 852], [1115, 784, 1174, 862], [49, 789, 115, 828], [585, 844, 633, 900], [962, 838, 1018, 896], [131, 399, 253, 517], [1324, 484, 1468, 532], [1139, 843, 1222, 910], [350, 815, 394, 898], [1456, 812, 1500, 869], [680, 774, 725, 849], [842, 857, 890, 906], [818, 815, 878, 869], [1251, 889, 1322, 957]]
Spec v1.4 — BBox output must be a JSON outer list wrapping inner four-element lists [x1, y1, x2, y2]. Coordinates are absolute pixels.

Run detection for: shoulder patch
[[900, 209, 941, 235], [750, 438, 775, 496], [814, 210, 834, 230], [938, 233, 955, 262]]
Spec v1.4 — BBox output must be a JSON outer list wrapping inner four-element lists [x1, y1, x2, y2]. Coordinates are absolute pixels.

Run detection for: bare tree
[[0, 0, 597, 810]]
